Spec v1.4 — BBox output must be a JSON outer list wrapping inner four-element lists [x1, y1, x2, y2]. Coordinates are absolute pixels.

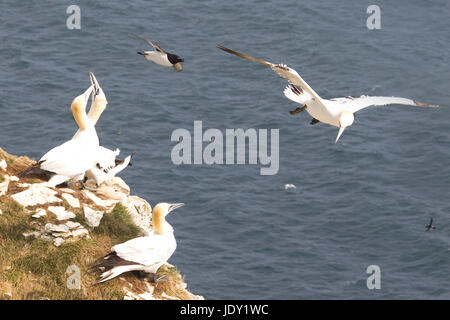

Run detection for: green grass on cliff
[[0, 200, 141, 300], [93, 203, 142, 242]]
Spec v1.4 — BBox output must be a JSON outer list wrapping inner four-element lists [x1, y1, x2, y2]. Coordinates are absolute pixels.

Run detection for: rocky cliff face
[[0, 147, 203, 300]]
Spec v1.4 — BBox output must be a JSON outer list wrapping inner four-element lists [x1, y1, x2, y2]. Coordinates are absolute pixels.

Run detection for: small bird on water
[[137, 36, 184, 72], [90, 202, 185, 283], [426, 218, 436, 231]]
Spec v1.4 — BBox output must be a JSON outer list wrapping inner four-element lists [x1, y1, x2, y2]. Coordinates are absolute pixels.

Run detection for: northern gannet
[[217, 45, 437, 143], [20, 85, 100, 187], [91, 203, 184, 283], [426, 218, 436, 231], [137, 36, 184, 72]]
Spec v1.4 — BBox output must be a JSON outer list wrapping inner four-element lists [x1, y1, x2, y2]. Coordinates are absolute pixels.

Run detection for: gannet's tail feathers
[[90, 252, 144, 284], [18, 160, 54, 180], [115, 152, 135, 168], [332, 95, 439, 113], [283, 85, 313, 105]]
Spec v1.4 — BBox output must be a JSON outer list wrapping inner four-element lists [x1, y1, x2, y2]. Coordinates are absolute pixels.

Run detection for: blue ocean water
[[0, 0, 449, 299]]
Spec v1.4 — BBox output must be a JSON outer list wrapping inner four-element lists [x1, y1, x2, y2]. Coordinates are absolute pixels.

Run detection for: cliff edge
[[0, 147, 203, 300]]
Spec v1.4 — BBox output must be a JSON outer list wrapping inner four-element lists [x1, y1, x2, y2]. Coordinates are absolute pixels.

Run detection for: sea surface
[[1, 0, 449, 299]]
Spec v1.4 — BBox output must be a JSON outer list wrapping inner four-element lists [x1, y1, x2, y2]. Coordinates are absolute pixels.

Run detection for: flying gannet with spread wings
[[217, 45, 437, 143]]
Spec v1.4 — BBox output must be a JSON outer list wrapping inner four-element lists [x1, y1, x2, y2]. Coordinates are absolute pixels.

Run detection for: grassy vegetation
[[0, 200, 135, 299], [93, 203, 142, 242]]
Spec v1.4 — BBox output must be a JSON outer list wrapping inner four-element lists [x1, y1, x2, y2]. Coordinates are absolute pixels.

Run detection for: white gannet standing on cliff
[[90, 203, 184, 283], [20, 84, 100, 187], [217, 45, 438, 143], [137, 36, 184, 72]]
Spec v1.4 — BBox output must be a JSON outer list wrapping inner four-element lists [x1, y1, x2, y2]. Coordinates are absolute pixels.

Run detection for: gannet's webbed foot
[[289, 105, 306, 115], [135, 271, 168, 283], [310, 118, 320, 125]]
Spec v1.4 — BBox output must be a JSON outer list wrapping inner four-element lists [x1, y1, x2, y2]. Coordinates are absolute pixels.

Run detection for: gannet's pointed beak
[[335, 127, 346, 144], [81, 85, 94, 104], [89, 72, 99, 95], [168, 203, 184, 213]]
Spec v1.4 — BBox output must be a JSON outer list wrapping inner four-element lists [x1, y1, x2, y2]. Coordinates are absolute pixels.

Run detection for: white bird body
[[111, 227, 176, 273], [218, 45, 437, 143], [137, 36, 184, 72], [92, 203, 185, 283], [40, 123, 98, 177], [141, 51, 173, 67]]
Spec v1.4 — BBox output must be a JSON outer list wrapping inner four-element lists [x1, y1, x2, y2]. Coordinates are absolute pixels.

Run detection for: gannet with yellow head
[[217, 45, 438, 143], [20, 84, 102, 187], [91, 202, 184, 283]]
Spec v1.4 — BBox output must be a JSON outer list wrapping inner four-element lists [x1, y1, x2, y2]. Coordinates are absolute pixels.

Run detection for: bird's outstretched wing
[[137, 35, 166, 53], [217, 45, 324, 104], [330, 96, 438, 113]]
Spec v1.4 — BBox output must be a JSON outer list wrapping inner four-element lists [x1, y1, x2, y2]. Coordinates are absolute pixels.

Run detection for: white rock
[[47, 206, 76, 221], [120, 196, 152, 233], [71, 227, 89, 239], [53, 238, 65, 247], [51, 232, 72, 239], [123, 286, 156, 301], [31, 208, 47, 218], [82, 190, 119, 209], [17, 183, 31, 188], [44, 223, 70, 234], [61, 193, 80, 208], [65, 221, 82, 230], [0, 159, 7, 171], [9, 176, 19, 182], [0, 175, 9, 196], [59, 188, 75, 194], [105, 177, 130, 194], [22, 231, 41, 238], [0, 209, 2, 215], [11, 184, 62, 207], [83, 206, 104, 228], [39, 234, 54, 242], [96, 185, 128, 201], [160, 292, 180, 300]]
